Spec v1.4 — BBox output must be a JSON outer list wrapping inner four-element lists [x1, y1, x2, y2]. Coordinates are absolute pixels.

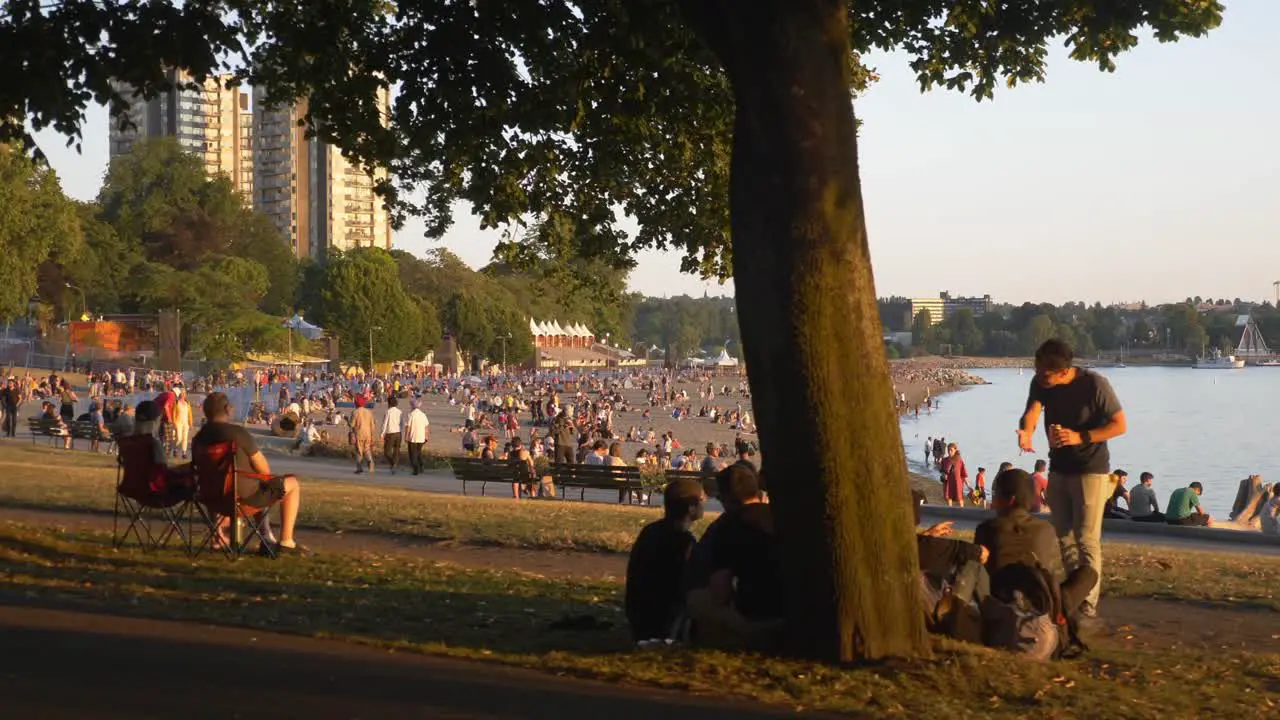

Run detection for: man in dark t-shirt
[[684, 464, 784, 650], [625, 478, 705, 642], [192, 392, 309, 555], [1016, 339, 1126, 617]]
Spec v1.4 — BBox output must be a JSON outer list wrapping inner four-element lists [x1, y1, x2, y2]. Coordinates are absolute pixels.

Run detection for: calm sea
[[899, 366, 1276, 519]]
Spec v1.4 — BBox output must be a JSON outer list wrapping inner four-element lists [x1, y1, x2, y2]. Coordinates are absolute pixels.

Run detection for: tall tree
[[319, 249, 428, 364], [0, 148, 80, 322], [5, 0, 1223, 662]]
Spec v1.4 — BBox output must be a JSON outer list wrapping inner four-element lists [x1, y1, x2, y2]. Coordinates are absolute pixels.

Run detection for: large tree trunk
[[684, 0, 928, 661]]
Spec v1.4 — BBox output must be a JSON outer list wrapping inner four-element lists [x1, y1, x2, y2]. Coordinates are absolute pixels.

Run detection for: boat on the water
[[1257, 359, 1280, 367], [1194, 348, 1245, 369]]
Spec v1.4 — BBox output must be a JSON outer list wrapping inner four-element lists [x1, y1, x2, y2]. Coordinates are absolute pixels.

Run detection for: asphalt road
[[0, 604, 817, 720]]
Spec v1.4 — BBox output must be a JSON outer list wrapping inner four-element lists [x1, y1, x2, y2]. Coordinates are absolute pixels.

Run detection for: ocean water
[[899, 366, 1278, 519]]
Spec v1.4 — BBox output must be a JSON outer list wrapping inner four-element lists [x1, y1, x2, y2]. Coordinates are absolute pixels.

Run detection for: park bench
[[70, 419, 113, 452], [27, 416, 66, 446], [663, 468, 718, 499], [449, 457, 532, 496], [549, 463, 647, 504]]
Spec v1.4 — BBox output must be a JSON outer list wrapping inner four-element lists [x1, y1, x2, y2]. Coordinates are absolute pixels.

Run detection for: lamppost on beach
[[368, 325, 382, 375]]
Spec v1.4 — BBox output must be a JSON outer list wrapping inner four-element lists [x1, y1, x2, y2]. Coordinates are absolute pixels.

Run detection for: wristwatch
[[1081, 430, 1092, 445]]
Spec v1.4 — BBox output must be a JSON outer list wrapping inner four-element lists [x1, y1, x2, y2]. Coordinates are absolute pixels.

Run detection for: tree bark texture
[[684, 0, 929, 661]]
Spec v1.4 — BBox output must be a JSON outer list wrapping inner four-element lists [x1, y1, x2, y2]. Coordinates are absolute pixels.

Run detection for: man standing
[[1017, 339, 1127, 618], [551, 409, 576, 465], [350, 396, 376, 474], [404, 399, 430, 475], [0, 378, 20, 438], [380, 396, 403, 474]]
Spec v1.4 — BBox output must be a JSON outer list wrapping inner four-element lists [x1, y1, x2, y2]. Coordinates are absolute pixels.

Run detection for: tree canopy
[[4, 0, 1224, 663], [0, 147, 80, 322]]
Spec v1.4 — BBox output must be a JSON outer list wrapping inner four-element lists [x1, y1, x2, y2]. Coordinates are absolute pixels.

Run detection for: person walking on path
[[1016, 339, 1127, 618], [350, 396, 376, 474], [404, 399, 430, 475], [381, 396, 404, 474]]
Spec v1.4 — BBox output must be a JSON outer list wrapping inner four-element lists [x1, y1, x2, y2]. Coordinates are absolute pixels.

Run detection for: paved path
[[0, 604, 815, 719]]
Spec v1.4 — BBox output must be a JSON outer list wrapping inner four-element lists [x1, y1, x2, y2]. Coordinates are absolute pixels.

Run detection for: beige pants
[[1046, 472, 1114, 609], [174, 423, 191, 455]]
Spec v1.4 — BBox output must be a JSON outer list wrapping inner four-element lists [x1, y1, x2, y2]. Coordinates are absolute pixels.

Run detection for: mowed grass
[[0, 443, 697, 552], [1, 521, 1277, 718], [3, 443, 1280, 612]]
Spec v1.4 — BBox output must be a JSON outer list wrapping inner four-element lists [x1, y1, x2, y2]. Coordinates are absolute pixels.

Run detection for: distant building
[[108, 70, 254, 201], [909, 292, 993, 327], [252, 88, 393, 261]]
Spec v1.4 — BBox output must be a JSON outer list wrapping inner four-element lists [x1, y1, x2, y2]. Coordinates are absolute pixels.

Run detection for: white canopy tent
[[283, 314, 325, 340], [712, 349, 739, 367]]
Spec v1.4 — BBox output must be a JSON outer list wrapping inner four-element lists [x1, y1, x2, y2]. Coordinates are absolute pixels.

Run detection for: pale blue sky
[[34, 1, 1277, 305]]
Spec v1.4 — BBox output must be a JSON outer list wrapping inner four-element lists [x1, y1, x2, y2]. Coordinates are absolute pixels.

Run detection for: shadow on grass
[[0, 524, 629, 658]]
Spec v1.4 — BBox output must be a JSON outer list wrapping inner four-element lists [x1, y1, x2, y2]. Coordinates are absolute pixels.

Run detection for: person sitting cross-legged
[[682, 464, 784, 651], [625, 478, 706, 644], [1166, 482, 1213, 527], [192, 392, 309, 556], [976, 468, 1098, 620]]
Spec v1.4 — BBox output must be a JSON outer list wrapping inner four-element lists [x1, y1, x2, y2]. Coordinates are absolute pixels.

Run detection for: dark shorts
[[241, 476, 289, 508], [1168, 513, 1209, 527]]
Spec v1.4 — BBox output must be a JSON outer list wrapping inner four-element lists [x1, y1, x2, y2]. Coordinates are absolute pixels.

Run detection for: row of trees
[[884, 297, 1276, 357], [5, 139, 743, 367]]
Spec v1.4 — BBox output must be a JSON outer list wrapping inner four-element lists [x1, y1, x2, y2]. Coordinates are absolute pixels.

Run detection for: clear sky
[[32, 1, 1278, 306]]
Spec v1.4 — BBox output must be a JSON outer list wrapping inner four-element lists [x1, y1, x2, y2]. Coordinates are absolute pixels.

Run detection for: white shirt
[[585, 452, 606, 466], [405, 409, 430, 443], [381, 406, 403, 436]]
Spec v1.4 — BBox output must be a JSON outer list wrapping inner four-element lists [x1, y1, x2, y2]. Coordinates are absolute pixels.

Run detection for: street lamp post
[[499, 332, 512, 372], [369, 325, 383, 376], [64, 282, 86, 323]]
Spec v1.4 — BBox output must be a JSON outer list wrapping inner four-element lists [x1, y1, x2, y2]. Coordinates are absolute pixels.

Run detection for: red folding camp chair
[[113, 435, 192, 551], [189, 441, 278, 559]]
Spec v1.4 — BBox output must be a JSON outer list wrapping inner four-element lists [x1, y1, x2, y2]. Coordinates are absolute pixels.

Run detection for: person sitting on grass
[[191, 392, 309, 556], [1166, 482, 1214, 527], [683, 464, 784, 651], [975, 468, 1098, 618], [625, 478, 706, 644], [913, 489, 989, 641]]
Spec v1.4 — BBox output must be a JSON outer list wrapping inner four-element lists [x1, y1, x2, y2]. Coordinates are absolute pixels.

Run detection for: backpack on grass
[[980, 563, 1086, 661]]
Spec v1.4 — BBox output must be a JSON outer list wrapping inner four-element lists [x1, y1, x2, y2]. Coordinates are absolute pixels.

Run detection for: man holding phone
[[1017, 339, 1127, 618]]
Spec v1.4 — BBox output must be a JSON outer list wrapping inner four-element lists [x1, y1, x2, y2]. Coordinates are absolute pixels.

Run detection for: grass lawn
[[1, 520, 1277, 718], [3, 442, 1280, 612]]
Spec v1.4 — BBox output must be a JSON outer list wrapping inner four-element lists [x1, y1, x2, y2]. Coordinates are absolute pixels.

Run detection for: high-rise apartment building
[[108, 70, 254, 200], [252, 88, 393, 261]]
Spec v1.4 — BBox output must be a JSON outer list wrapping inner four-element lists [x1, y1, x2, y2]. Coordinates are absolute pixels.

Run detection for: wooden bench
[[449, 457, 532, 496], [663, 468, 718, 499], [27, 417, 66, 446], [70, 419, 113, 451], [549, 463, 647, 504]]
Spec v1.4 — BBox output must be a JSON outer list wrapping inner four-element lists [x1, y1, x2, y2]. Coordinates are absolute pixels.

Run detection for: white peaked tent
[[283, 314, 325, 340], [712, 349, 738, 367]]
